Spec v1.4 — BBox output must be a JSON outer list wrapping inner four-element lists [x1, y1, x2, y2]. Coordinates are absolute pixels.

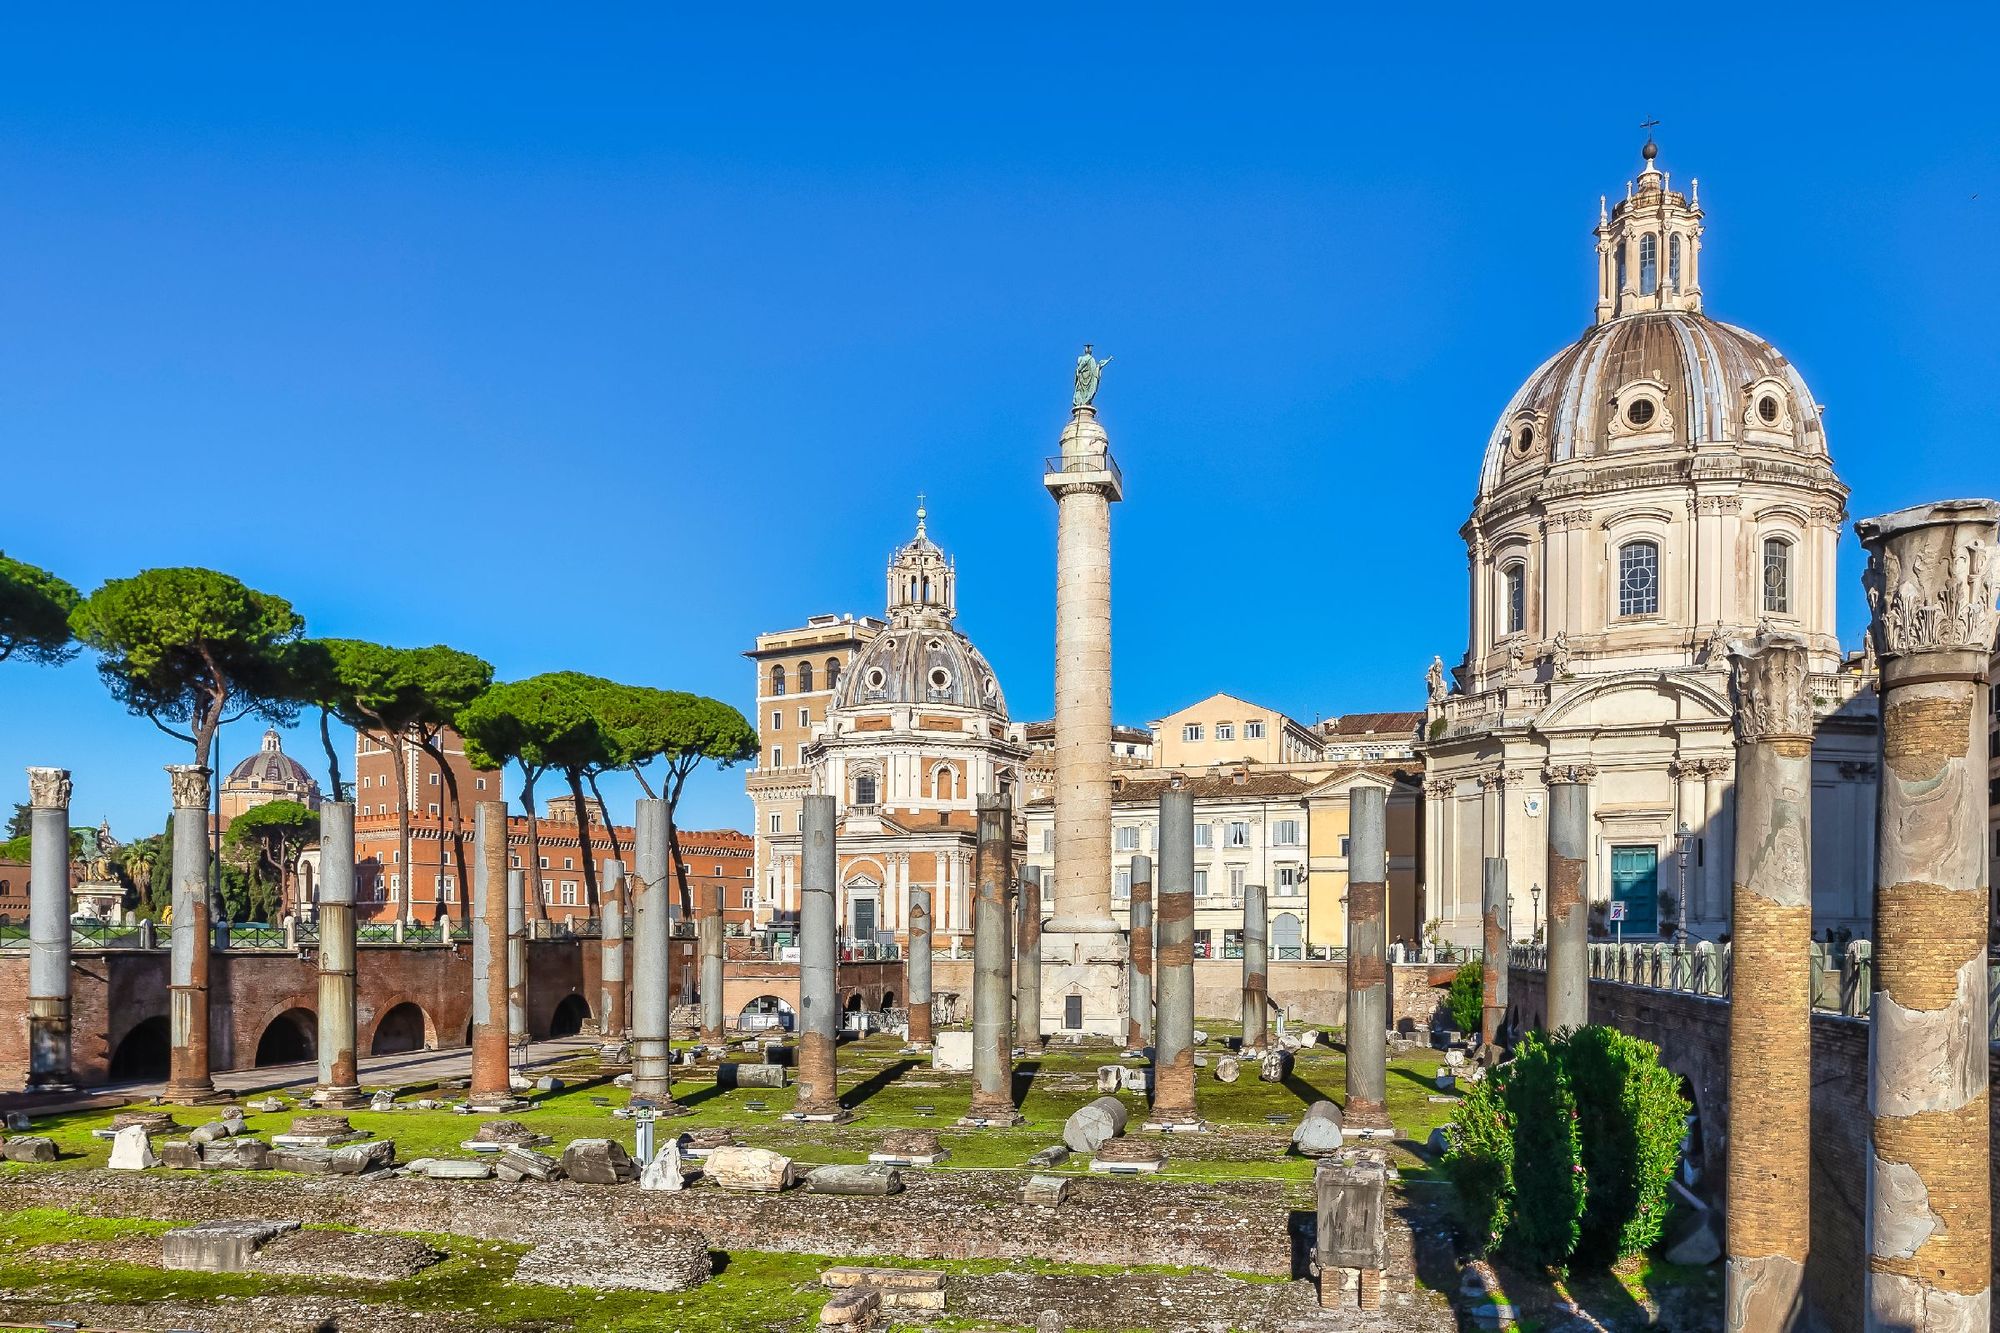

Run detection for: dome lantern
[[1595, 139, 1703, 323], [884, 497, 955, 626]]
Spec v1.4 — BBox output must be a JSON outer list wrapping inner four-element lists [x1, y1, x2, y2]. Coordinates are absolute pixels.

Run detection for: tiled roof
[[1318, 711, 1425, 738]]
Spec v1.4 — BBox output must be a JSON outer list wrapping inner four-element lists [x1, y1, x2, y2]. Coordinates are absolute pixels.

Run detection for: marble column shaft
[[792, 794, 842, 1117], [1150, 790, 1199, 1124], [968, 796, 1018, 1120], [1723, 635, 1815, 1332], [699, 868, 725, 1044], [469, 801, 512, 1105], [631, 799, 675, 1102], [1857, 500, 1997, 1332], [1240, 882, 1269, 1053], [26, 768, 74, 1091], [1015, 865, 1042, 1052], [1480, 855, 1508, 1047], [1345, 786, 1387, 1117], [1127, 854, 1153, 1049], [506, 870, 527, 1049], [600, 859, 627, 1038], [315, 801, 360, 1102], [1545, 780, 1590, 1034], [908, 887, 934, 1046], [165, 764, 214, 1102]]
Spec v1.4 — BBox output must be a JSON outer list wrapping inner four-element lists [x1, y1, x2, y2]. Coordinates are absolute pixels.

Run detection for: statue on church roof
[[1426, 655, 1447, 704], [1072, 343, 1112, 408]]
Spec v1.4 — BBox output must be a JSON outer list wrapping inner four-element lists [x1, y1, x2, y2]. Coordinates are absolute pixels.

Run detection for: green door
[[1611, 846, 1660, 936]]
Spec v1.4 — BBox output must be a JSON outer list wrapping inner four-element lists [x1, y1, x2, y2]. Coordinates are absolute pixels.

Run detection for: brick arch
[[365, 993, 439, 1054]]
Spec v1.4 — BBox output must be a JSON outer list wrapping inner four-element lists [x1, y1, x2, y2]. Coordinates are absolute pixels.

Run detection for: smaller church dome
[[225, 729, 317, 795]]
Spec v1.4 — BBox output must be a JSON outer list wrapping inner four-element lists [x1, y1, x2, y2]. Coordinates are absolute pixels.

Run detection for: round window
[[1517, 424, 1535, 454], [865, 668, 886, 689], [1757, 395, 1781, 425], [929, 667, 952, 690], [1625, 398, 1656, 427]]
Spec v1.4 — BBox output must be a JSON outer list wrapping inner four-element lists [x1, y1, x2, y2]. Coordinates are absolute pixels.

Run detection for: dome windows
[[865, 667, 887, 691], [1502, 562, 1526, 635], [1742, 378, 1797, 442], [928, 666, 953, 692], [1668, 235, 1683, 294], [1625, 398, 1656, 428], [1639, 234, 1659, 296], [1757, 395, 1780, 425], [1517, 424, 1534, 454], [1762, 537, 1792, 614], [1608, 380, 1672, 445], [1617, 540, 1660, 617]]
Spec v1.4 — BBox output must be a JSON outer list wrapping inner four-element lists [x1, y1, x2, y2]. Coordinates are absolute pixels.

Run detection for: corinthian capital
[[1541, 761, 1598, 787], [26, 767, 71, 810], [166, 764, 212, 810], [1729, 634, 1815, 744], [1857, 499, 2000, 660]]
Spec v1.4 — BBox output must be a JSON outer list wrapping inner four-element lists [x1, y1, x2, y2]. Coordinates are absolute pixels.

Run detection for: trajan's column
[[1041, 345, 1128, 1037]]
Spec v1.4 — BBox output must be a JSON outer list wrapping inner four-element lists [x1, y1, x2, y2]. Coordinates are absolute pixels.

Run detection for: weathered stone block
[[1025, 1144, 1070, 1168], [931, 1030, 973, 1072], [501, 1146, 562, 1182], [158, 1141, 201, 1169], [1021, 1173, 1070, 1205], [1213, 1055, 1240, 1083], [1062, 1095, 1127, 1153], [1258, 1049, 1293, 1082], [107, 1124, 159, 1171], [161, 1219, 300, 1273], [199, 1140, 270, 1170], [1091, 1138, 1164, 1171], [561, 1138, 636, 1185], [706, 1146, 795, 1192], [423, 1158, 494, 1180], [331, 1139, 397, 1175], [820, 1283, 881, 1328], [807, 1164, 903, 1196], [514, 1229, 710, 1291], [640, 1141, 689, 1192], [716, 1062, 787, 1090], [1, 1135, 56, 1164]]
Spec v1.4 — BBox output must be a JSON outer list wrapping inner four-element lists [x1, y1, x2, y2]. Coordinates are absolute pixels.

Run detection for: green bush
[[1565, 1026, 1690, 1264], [1445, 960, 1484, 1035], [1443, 1061, 1515, 1254], [1503, 1031, 1585, 1269]]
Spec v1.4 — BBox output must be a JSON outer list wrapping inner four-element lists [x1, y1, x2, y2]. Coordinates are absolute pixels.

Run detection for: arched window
[[934, 767, 956, 801], [1616, 240, 1628, 293], [1618, 540, 1660, 617], [1762, 537, 1792, 615], [1639, 234, 1658, 296], [853, 773, 878, 807], [770, 664, 786, 697], [797, 661, 814, 693], [1668, 235, 1682, 294], [826, 657, 842, 691], [1502, 562, 1526, 635]]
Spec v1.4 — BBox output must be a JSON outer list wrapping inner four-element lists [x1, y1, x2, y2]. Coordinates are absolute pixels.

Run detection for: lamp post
[[1674, 821, 1694, 948], [1529, 882, 1542, 947]]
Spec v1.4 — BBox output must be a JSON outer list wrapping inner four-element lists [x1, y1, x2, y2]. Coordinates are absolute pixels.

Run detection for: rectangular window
[[1227, 822, 1250, 848], [771, 710, 782, 729], [1216, 722, 1234, 742], [560, 882, 578, 906], [427, 802, 439, 816], [1041, 830, 1054, 853], [538, 857, 549, 869], [1277, 866, 1301, 889], [540, 881, 552, 903], [1193, 929, 1212, 959], [510, 855, 521, 868], [441, 876, 457, 901], [1273, 818, 1301, 846], [1618, 540, 1661, 617], [1182, 723, 1203, 742], [1114, 867, 1131, 899], [1194, 823, 1212, 849], [475, 777, 487, 791], [741, 888, 753, 910], [770, 746, 783, 768], [563, 857, 574, 870], [799, 708, 810, 727], [769, 812, 782, 834], [1114, 826, 1139, 851], [1245, 720, 1265, 740], [1229, 867, 1245, 897], [1340, 836, 1351, 858], [362, 776, 371, 789], [1194, 869, 1209, 897]]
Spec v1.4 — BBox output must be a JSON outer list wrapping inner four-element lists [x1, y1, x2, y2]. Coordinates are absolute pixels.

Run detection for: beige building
[[745, 612, 883, 927], [1421, 141, 1878, 948], [1149, 693, 1324, 768], [1304, 767, 1424, 950]]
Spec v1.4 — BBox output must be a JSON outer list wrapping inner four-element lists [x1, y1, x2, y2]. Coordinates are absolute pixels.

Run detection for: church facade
[[1421, 143, 1880, 947]]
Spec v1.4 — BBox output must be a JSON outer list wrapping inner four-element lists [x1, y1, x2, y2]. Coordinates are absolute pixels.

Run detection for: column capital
[[1422, 776, 1455, 799], [165, 764, 211, 810], [1857, 498, 2000, 663], [1728, 633, 1815, 744], [1541, 762, 1598, 786], [26, 767, 71, 809]]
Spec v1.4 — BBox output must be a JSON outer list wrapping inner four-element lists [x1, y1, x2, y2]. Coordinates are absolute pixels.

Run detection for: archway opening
[[844, 992, 864, 1013], [1677, 1074, 1706, 1191], [880, 990, 898, 1011], [255, 1007, 317, 1067], [738, 995, 795, 1032], [109, 1016, 170, 1082], [549, 993, 591, 1038], [371, 1002, 429, 1055]]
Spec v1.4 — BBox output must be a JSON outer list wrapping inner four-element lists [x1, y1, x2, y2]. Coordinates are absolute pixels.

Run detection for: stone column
[[907, 886, 934, 1047], [1480, 855, 1508, 1047], [468, 800, 514, 1110], [1015, 864, 1042, 1053], [1127, 853, 1153, 1050], [1041, 399, 1127, 1037], [631, 799, 678, 1105], [599, 859, 627, 1039], [1345, 786, 1388, 1120], [1857, 499, 1998, 1331], [1543, 766, 1594, 1034], [506, 870, 527, 1050], [165, 764, 214, 1103], [1240, 882, 1269, 1054], [698, 866, 725, 1046], [966, 796, 1021, 1123], [1148, 788, 1200, 1127], [791, 794, 845, 1120], [25, 768, 74, 1092], [314, 800, 361, 1106], [1723, 634, 1816, 1331]]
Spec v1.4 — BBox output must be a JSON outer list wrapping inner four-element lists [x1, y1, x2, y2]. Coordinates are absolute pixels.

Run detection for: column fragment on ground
[[599, 859, 627, 1039], [1127, 853, 1153, 1050], [1015, 865, 1042, 1052], [1857, 499, 1998, 1332], [469, 800, 514, 1109], [1543, 771, 1592, 1034], [1148, 789, 1200, 1127], [1344, 786, 1387, 1120], [315, 801, 361, 1106], [1040, 397, 1127, 1037], [1480, 856, 1508, 1047], [791, 794, 844, 1119], [698, 864, 724, 1045], [908, 887, 934, 1046], [631, 799, 680, 1107], [506, 869, 527, 1049], [1722, 634, 1815, 1332], [966, 796, 1020, 1123], [1240, 881, 1269, 1054], [25, 767, 74, 1092], [165, 764, 214, 1103]]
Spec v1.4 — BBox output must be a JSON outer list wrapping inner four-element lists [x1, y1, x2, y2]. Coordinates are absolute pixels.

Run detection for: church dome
[[225, 729, 318, 797], [1477, 310, 1826, 498]]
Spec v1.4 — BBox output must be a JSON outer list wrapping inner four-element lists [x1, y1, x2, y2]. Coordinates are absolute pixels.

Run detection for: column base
[[24, 1078, 77, 1095], [1141, 1115, 1211, 1134], [1040, 926, 1128, 1039], [311, 1086, 367, 1109], [958, 1110, 1025, 1128], [465, 1095, 531, 1114], [783, 1105, 851, 1123], [164, 1082, 228, 1106]]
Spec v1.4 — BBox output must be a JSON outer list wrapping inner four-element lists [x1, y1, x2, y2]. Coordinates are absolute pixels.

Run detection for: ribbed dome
[[225, 729, 315, 792], [1478, 311, 1826, 498], [833, 626, 1008, 719]]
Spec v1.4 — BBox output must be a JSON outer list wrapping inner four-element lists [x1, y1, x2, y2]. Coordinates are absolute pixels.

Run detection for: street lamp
[[1529, 882, 1542, 947], [1674, 821, 1695, 948]]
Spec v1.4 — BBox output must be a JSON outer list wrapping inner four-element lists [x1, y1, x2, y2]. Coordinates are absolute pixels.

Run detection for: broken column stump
[[1313, 1148, 1387, 1310]]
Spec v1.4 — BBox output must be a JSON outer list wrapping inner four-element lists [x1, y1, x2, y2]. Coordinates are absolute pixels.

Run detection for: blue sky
[[3, 6, 1996, 839]]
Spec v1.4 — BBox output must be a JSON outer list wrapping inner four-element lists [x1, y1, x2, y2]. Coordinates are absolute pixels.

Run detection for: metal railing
[[1043, 450, 1123, 490]]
